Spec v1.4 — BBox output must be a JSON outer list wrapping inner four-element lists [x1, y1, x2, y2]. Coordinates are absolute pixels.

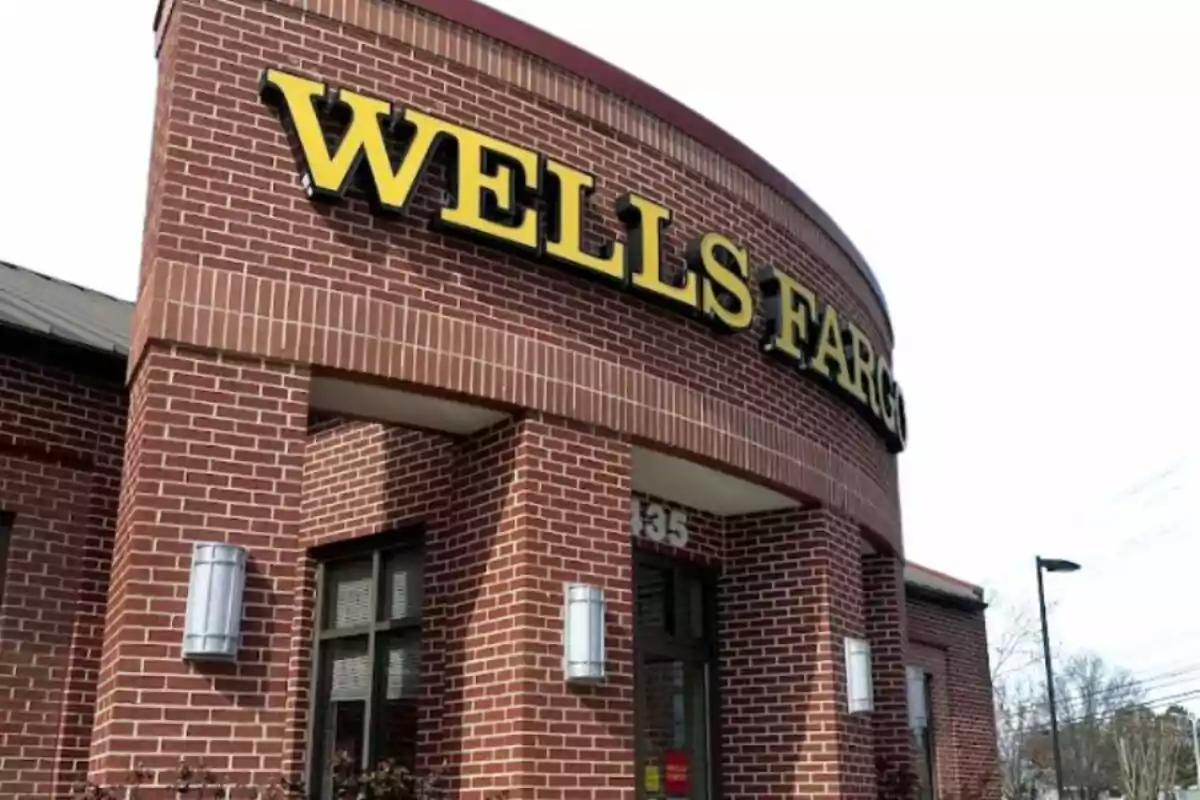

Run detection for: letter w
[[259, 68, 445, 213]]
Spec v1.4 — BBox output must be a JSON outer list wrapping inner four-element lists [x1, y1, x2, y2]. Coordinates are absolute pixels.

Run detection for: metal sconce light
[[181, 542, 248, 661], [845, 636, 874, 713], [563, 583, 605, 683]]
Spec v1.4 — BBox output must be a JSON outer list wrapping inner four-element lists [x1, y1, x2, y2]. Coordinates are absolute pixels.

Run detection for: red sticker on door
[[664, 750, 690, 796]]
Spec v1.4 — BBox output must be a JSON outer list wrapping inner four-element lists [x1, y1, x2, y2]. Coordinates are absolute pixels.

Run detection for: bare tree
[[1053, 653, 1142, 800], [990, 601, 1044, 687], [1114, 707, 1188, 800], [989, 599, 1047, 800], [996, 676, 1045, 800]]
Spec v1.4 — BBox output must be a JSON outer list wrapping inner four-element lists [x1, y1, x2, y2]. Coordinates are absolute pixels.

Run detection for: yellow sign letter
[[616, 193, 699, 311], [544, 159, 625, 281], [434, 116, 542, 253], [259, 69, 445, 213], [759, 267, 819, 365], [689, 233, 753, 333]]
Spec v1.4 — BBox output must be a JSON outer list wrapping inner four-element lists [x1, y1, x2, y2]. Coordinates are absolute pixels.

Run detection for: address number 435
[[630, 497, 689, 548]]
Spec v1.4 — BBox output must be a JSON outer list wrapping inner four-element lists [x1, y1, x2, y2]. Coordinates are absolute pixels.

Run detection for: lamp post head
[[1037, 557, 1081, 574]]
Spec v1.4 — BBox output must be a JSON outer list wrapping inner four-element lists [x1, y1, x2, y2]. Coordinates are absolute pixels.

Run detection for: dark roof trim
[[308, 524, 425, 563], [906, 583, 989, 613], [0, 321, 127, 362], [0, 324, 127, 380], [0, 261, 133, 359]]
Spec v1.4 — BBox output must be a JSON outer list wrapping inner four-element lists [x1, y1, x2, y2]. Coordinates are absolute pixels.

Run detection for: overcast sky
[[2, 1, 1198, 708]]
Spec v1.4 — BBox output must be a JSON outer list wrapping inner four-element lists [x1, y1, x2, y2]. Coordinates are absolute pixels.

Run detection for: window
[[908, 666, 937, 800], [0, 511, 13, 608], [634, 552, 717, 800], [308, 533, 423, 799]]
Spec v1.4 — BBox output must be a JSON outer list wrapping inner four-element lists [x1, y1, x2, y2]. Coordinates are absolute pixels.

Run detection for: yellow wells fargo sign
[[260, 68, 907, 453]]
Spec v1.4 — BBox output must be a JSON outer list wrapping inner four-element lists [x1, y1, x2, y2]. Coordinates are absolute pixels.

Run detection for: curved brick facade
[[0, 2, 996, 800], [133, 0, 904, 549]]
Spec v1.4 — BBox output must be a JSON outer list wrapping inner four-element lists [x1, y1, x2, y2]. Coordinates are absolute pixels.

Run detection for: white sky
[[2, 1, 1199, 709]]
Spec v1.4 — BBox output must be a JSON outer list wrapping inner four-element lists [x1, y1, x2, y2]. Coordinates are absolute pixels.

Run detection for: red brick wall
[[133, 0, 902, 544], [0, 333, 126, 798], [0, 326, 1002, 800], [63, 0, 1001, 797], [90, 345, 311, 790], [721, 508, 874, 800], [907, 595, 1000, 800], [429, 415, 634, 799], [275, 416, 456, 784], [301, 415, 455, 548], [631, 491, 724, 565], [864, 554, 914, 796]]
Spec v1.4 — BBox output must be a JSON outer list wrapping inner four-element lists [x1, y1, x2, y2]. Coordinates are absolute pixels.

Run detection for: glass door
[[634, 553, 717, 800]]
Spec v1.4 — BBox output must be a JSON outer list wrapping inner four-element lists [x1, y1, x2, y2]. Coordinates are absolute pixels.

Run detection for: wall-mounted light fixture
[[907, 665, 928, 729], [182, 542, 248, 661], [563, 582, 605, 683], [844, 636, 874, 713]]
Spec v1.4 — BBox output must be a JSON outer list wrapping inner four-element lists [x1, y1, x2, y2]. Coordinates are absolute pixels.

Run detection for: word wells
[[259, 68, 907, 453]]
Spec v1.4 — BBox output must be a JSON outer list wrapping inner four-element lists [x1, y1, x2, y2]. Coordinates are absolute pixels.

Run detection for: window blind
[[384, 549, 423, 621], [329, 638, 371, 702], [325, 558, 373, 630], [385, 634, 421, 700]]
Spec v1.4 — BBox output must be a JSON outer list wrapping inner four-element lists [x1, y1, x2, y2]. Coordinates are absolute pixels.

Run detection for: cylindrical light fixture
[[182, 542, 248, 661], [563, 582, 605, 683], [844, 636, 874, 713]]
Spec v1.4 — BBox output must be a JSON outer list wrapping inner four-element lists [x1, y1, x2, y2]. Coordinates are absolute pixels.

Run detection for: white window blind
[[384, 549, 423, 621], [385, 634, 421, 700], [325, 558, 373, 630], [329, 638, 371, 702]]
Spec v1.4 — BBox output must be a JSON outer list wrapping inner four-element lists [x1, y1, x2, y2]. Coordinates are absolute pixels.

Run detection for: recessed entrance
[[634, 551, 718, 800]]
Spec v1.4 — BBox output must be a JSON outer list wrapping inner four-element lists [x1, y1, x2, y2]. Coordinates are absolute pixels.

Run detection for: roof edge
[[149, 0, 896, 338], [904, 561, 987, 610], [150, 0, 895, 335], [404, 0, 893, 336]]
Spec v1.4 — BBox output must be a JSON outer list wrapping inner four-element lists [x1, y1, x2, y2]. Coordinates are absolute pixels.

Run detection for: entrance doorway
[[634, 551, 718, 800]]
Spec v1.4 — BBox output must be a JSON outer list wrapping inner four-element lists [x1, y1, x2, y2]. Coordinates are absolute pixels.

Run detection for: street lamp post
[[1036, 556, 1080, 800]]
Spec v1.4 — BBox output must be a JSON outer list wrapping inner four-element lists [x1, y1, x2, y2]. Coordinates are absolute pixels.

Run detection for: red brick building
[[0, 1, 999, 798]]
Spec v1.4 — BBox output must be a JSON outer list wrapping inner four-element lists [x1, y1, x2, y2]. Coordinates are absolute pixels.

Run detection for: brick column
[[722, 508, 873, 800], [431, 414, 633, 800], [89, 345, 310, 790], [863, 552, 913, 799]]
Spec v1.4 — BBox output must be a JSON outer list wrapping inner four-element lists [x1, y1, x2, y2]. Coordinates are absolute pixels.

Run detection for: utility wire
[[1027, 687, 1200, 731], [1002, 661, 1200, 717], [1053, 688, 1200, 730]]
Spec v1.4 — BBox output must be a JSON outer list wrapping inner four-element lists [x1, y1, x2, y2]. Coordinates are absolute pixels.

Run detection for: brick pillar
[[863, 552, 913, 799], [89, 345, 310, 790], [431, 414, 633, 800], [722, 508, 873, 800]]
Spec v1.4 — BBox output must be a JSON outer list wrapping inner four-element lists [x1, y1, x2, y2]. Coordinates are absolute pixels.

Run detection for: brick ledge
[[131, 261, 902, 550]]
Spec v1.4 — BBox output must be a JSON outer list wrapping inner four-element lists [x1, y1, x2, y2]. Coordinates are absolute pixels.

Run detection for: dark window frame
[[0, 511, 13, 610], [924, 671, 937, 800], [633, 548, 722, 800], [911, 667, 937, 800], [305, 527, 424, 798]]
